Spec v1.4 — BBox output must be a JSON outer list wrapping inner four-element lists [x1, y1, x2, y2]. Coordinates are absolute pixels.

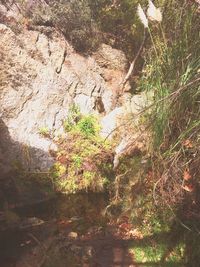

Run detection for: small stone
[[68, 231, 78, 239]]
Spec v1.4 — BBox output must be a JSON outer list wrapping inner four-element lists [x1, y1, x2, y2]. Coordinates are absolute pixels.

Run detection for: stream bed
[[0, 193, 136, 267]]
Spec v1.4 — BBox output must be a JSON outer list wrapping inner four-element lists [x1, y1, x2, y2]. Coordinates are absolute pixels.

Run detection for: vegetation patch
[[130, 237, 184, 267], [50, 105, 114, 193], [133, 1, 200, 265], [38, 126, 50, 138]]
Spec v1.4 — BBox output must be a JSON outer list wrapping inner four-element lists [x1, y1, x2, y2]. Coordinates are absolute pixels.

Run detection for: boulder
[[100, 107, 124, 139], [93, 43, 128, 71]]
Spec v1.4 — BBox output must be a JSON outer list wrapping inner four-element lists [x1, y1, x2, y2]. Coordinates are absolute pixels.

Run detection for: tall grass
[[139, 1, 199, 149], [138, 0, 200, 265]]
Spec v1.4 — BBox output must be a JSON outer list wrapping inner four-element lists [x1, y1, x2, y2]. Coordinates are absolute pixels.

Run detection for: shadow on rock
[[0, 118, 55, 210]]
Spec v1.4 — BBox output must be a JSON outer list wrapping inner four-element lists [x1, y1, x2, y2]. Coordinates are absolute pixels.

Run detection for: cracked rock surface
[[0, 14, 128, 174]]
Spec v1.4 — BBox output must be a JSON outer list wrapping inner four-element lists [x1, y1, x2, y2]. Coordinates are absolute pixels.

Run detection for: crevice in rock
[[35, 32, 40, 44], [53, 110, 59, 127], [94, 96, 105, 114], [68, 81, 80, 97], [90, 84, 97, 97], [47, 37, 51, 57], [56, 49, 67, 74], [18, 91, 34, 116]]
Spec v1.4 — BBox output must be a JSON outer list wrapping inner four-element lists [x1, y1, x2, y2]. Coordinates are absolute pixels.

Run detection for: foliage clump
[[51, 105, 113, 194], [17, 0, 101, 53], [139, 0, 200, 213], [134, 1, 200, 265]]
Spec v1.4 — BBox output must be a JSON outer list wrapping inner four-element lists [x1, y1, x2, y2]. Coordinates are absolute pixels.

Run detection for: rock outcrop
[[0, 2, 151, 177], [0, 5, 129, 174]]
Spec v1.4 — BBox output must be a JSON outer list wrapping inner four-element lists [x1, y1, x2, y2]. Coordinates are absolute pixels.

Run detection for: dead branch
[[120, 28, 146, 90]]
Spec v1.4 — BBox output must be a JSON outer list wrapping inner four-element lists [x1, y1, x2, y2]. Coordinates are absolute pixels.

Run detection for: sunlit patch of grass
[[129, 236, 184, 267], [133, 244, 165, 264]]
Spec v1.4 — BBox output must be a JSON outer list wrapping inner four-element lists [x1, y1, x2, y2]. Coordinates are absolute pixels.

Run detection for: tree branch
[[120, 28, 146, 89]]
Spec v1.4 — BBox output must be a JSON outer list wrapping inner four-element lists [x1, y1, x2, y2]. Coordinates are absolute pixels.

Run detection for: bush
[[77, 116, 100, 137], [51, 107, 113, 193], [17, 0, 101, 53], [89, 0, 145, 59]]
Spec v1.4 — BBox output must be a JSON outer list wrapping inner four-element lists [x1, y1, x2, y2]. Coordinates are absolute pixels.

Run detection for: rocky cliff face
[[0, 3, 129, 175]]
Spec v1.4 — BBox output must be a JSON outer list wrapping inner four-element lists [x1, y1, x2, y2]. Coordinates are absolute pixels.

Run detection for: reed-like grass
[[137, 0, 200, 264]]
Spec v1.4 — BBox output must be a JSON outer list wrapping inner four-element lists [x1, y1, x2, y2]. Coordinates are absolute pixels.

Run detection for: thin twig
[[28, 233, 46, 250], [28, 233, 48, 267], [120, 28, 146, 89]]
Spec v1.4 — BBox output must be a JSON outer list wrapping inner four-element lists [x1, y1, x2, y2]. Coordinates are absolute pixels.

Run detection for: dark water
[[15, 193, 107, 218], [0, 193, 109, 266]]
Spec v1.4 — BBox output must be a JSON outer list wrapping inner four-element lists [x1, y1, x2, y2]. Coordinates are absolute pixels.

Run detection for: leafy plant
[[50, 107, 113, 194], [64, 105, 100, 137], [77, 115, 100, 137], [63, 104, 81, 132], [38, 126, 50, 137], [51, 162, 66, 179], [71, 155, 82, 169]]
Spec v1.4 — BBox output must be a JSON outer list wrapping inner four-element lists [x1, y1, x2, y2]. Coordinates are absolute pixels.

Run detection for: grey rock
[[0, 22, 128, 174], [100, 107, 124, 139], [68, 232, 78, 239], [93, 43, 128, 71]]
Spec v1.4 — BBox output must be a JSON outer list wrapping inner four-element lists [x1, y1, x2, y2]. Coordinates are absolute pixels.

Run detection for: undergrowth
[[50, 105, 114, 194], [144, 0, 200, 221], [135, 1, 200, 266], [104, 1, 200, 266]]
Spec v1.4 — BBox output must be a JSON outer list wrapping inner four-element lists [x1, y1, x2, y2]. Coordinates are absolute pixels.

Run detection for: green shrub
[[77, 115, 100, 137], [63, 104, 81, 132], [64, 105, 100, 137], [50, 107, 113, 193], [17, 0, 101, 53]]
